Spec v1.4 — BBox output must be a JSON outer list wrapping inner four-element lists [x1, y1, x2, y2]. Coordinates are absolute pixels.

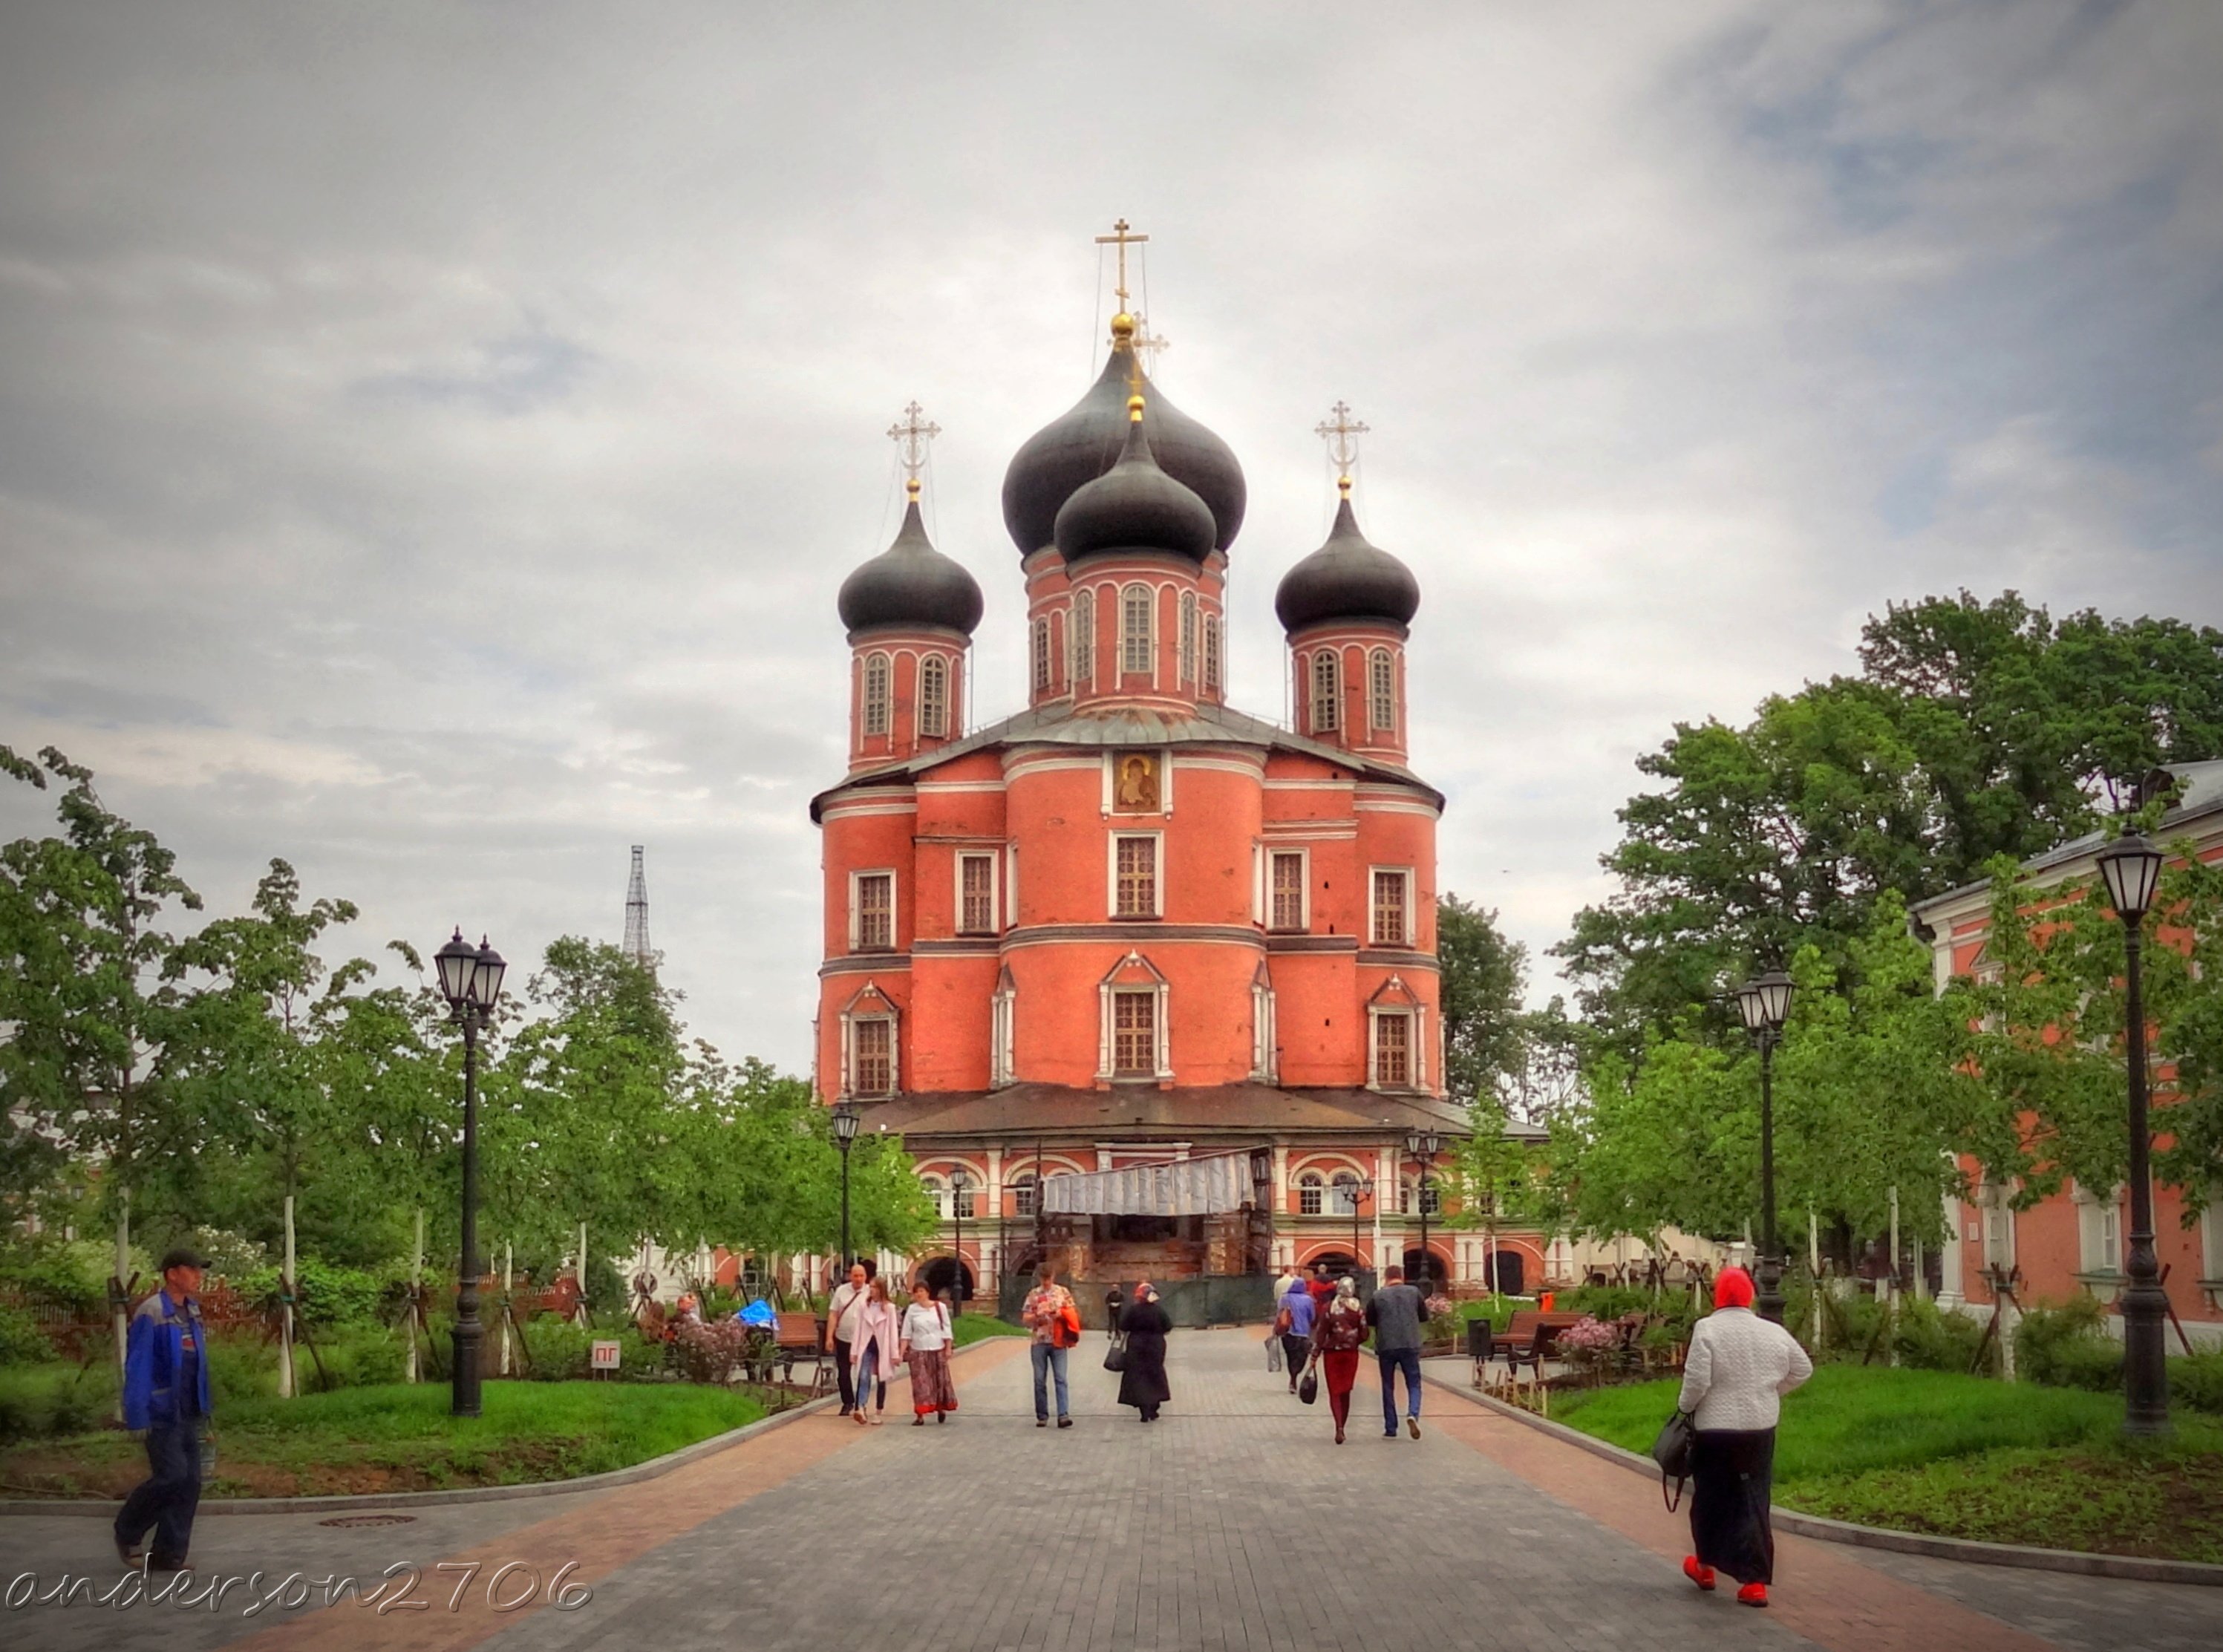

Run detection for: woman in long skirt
[[899, 1281, 958, 1423], [1674, 1266, 1812, 1608], [1116, 1282, 1172, 1422], [1310, 1275, 1367, 1444]]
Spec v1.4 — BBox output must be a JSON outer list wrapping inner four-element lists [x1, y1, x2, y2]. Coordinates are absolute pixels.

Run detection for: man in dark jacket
[[115, 1248, 213, 1570], [1365, 1265, 1430, 1439]]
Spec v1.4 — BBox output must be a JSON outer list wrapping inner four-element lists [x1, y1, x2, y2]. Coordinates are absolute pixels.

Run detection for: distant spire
[[624, 845, 653, 969], [1315, 399, 1370, 494], [887, 400, 941, 497]]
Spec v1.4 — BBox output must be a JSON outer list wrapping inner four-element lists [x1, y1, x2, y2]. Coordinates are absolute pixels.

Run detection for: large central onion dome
[[1053, 394, 1218, 565], [837, 485, 985, 636], [1274, 486, 1420, 633], [1001, 315, 1246, 556]]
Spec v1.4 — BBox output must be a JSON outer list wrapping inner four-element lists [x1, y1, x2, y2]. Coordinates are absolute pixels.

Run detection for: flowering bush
[[670, 1320, 751, 1385], [1555, 1315, 1619, 1354]]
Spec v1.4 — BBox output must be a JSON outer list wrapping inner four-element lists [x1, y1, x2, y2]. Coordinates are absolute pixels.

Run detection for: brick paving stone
[[7, 1329, 2219, 1652]]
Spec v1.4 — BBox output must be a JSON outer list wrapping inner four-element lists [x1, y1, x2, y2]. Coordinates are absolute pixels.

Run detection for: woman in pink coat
[[849, 1277, 901, 1425]]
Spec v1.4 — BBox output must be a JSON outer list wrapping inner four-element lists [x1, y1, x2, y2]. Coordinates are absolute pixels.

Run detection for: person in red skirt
[[1310, 1275, 1368, 1444]]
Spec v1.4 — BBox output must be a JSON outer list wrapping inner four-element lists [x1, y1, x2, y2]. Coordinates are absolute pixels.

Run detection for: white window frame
[[1368, 1005, 1416, 1089], [991, 977, 1016, 1088], [1977, 1181, 2017, 1276], [1032, 617, 1054, 694], [1250, 976, 1277, 1082], [1269, 847, 1310, 933], [1109, 831, 1165, 919], [1309, 648, 1340, 734], [1368, 647, 1396, 735], [1071, 588, 1095, 688], [846, 1013, 897, 1098], [919, 653, 950, 739], [1011, 1171, 1037, 1217], [861, 651, 892, 737], [1120, 583, 1154, 677], [1203, 613, 1222, 696], [1298, 1173, 1325, 1216], [2201, 1191, 2222, 1285], [2074, 1181, 2124, 1277], [849, 869, 897, 952], [1370, 866, 1413, 947], [1109, 987, 1161, 1078], [1330, 1172, 1360, 1218], [1179, 590, 1198, 685], [1095, 963, 1172, 1081], [956, 851, 999, 936]]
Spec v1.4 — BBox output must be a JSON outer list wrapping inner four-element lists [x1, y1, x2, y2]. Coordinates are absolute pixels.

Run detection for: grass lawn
[[951, 1313, 1028, 1347], [1555, 1365, 2223, 1564], [0, 1380, 765, 1501]]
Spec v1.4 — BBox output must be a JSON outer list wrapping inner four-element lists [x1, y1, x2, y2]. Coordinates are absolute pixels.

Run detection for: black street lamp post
[[1404, 1128, 1442, 1290], [950, 1169, 970, 1310], [1250, 1151, 1273, 1275], [1736, 970, 1795, 1325], [434, 929, 506, 1418], [832, 1103, 860, 1269], [2098, 831, 2170, 1437], [1352, 1177, 1374, 1279]]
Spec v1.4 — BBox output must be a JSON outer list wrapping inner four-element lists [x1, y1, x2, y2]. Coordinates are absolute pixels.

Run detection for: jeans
[[115, 1421, 200, 1563], [1378, 1347, 1423, 1433], [1030, 1342, 1069, 1420], [855, 1339, 885, 1411], [832, 1338, 855, 1411]]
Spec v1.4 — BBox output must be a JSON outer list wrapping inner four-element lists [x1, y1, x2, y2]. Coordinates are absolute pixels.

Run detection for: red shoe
[[1682, 1556, 1716, 1592], [1737, 1584, 1767, 1609]]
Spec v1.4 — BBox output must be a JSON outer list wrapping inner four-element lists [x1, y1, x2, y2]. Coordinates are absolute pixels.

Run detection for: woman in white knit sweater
[[1674, 1265, 1812, 1609]]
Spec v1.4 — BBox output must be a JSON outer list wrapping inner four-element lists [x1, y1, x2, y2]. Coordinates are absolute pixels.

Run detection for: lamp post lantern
[[832, 1103, 860, 1270], [950, 1169, 970, 1310], [1404, 1127, 1443, 1292], [1352, 1177, 1375, 1279], [1735, 970, 1794, 1325], [2098, 831, 2171, 1437], [434, 929, 505, 1417]]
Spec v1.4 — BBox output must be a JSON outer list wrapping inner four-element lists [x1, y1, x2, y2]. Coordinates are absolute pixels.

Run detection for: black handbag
[[1103, 1335, 1128, 1373], [1296, 1351, 1319, 1405], [1651, 1408, 1695, 1510]]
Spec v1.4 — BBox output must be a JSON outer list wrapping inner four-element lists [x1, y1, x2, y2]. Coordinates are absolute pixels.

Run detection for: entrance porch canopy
[[1038, 1150, 1260, 1216]]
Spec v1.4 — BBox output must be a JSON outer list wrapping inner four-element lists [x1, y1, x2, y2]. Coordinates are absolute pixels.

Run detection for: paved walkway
[[4, 1330, 2219, 1651]]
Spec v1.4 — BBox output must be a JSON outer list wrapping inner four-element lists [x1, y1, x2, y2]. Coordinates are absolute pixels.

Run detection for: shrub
[[670, 1321, 750, 1385], [238, 1258, 386, 1328], [1558, 1286, 1651, 1321], [0, 1238, 148, 1311], [2014, 1296, 2123, 1391], [0, 1305, 56, 1367], [1891, 1298, 1996, 1376], [206, 1331, 279, 1403], [2173, 1351, 2223, 1415]]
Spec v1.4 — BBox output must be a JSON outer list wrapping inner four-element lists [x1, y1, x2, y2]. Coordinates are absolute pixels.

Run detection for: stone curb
[[1420, 1367, 2223, 1590], [0, 1332, 1024, 1520]]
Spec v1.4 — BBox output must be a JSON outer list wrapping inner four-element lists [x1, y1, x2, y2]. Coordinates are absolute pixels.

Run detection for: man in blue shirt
[[1277, 1274, 1316, 1394], [115, 1248, 212, 1570]]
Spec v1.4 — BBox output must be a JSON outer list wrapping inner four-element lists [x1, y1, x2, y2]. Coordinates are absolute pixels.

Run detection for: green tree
[[1437, 894, 1527, 1107]]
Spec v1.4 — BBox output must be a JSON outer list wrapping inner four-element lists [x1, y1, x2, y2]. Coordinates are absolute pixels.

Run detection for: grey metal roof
[[836, 499, 985, 637], [812, 698, 1445, 820], [1275, 495, 1420, 633]]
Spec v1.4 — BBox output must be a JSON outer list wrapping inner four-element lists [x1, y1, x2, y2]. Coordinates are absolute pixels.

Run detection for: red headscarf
[[1714, 1266, 1756, 1310]]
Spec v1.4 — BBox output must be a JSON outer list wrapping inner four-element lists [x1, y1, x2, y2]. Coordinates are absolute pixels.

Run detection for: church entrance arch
[[1402, 1247, 1449, 1289], [918, 1256, 975, 1305], [1491, 1249, 1525, 1296]]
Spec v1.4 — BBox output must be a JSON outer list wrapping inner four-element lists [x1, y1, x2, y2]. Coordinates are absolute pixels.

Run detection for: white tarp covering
[[1039, 1152, 1253, 1216]]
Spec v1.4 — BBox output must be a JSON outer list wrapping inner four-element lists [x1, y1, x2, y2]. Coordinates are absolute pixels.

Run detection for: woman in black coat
[[1116, 1282, 1172, 1422]]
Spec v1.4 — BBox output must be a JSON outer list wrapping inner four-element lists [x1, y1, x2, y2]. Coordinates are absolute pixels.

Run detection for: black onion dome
[[1052, 405, 1218, 565], [1002, 343, 1246, 555], [1274, 495, 1421, 633], [836, 497, 984, 636]]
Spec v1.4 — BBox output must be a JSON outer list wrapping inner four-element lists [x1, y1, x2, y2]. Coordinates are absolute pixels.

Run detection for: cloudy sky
[[3, 1, 2219, 1071]]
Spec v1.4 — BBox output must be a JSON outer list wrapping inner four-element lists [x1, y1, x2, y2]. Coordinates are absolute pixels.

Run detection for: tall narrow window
[[855, 872, 894, 950], [1114, 835, 1158, 918], [1371, 869, 1408, 946], [991, 979, 1015, 1087], [1072, 588, 1095, 685], [1179, 591, 1198, 685], [1298, 1174, 1325, 1216], [919, 654, 949, 738], [1310, 650, 1340, 733], [1112, 990, 1156, 1076], [852, 1019, 892, 1095], [1203, 615, 1222, 696], [1374, 1012, 1411, 1086], [1270, 850, 1305, 931], [1011, 1172, 1037, 1216], [1121, 584, 1153, 674], [1331, 1172, 1360, 1216], [862, 652, 891, 737], [959, 854, 996, 934], [1368, 648, 1395, 734], [1032, 618, 1053, 693]]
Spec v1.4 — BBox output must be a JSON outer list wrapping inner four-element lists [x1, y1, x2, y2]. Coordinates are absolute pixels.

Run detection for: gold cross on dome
[[1094, 216, 1149, 311], [1315, 399, 1370, 479], [887, 400, 941, 490], [1132, 313, 1171, 377]]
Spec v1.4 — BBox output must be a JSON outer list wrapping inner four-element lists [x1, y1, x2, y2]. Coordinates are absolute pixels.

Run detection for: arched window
[[921, 1175, 950, 1220], [1203, 615, 1222, 696], [1011, 1172, 1037, 1217], [862, 652, 891, 737], [1309, 650, 1340, 734], [1368, 648, 1395, 734], [1032, 618, 1053, 693], [919, 654, 949, 738], [1121, 584, 1153, 675], [1298, 1173, 1325, 1216], [1072, 588, 1095, 685], [1179, 591, 1198, 685], [1331, 1172, 1361, 1217]]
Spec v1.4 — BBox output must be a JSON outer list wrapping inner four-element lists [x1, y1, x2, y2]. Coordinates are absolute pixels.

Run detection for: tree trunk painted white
[[405, 1207, 423, 1385], [499, 1241, 514, 1376], [575, 1222, 591, 1325], [111, 1193, 131, 1423], [278, 1195, 297, 1398]]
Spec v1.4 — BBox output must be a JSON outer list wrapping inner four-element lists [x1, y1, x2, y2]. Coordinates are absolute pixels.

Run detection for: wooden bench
[[773, 1311, 835, 1396], [1495, 1310, 1588, 1380]]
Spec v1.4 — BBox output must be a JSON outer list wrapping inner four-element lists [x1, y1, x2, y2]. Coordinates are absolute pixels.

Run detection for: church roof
[[1274, 493, 1420, 633], [1051, 401, 1218, 567], [811, 699, 1444, 820], [836, 495, 985, 637], [848, 1083, 1469, 1143]]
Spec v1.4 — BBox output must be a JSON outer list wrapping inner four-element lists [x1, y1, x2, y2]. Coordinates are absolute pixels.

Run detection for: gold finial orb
[[1337, 474, 1352, 498], [1110, 311, 1136, 341], [1126, 393, 1146, 423], [906, 475, 921, 500]]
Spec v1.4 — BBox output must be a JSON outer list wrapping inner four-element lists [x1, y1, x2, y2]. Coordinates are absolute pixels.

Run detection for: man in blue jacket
[[114, 1247, 212, 1570]]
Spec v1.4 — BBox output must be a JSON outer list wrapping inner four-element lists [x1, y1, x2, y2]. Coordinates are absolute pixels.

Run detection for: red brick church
[[811, 264, 1494, 1304]]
